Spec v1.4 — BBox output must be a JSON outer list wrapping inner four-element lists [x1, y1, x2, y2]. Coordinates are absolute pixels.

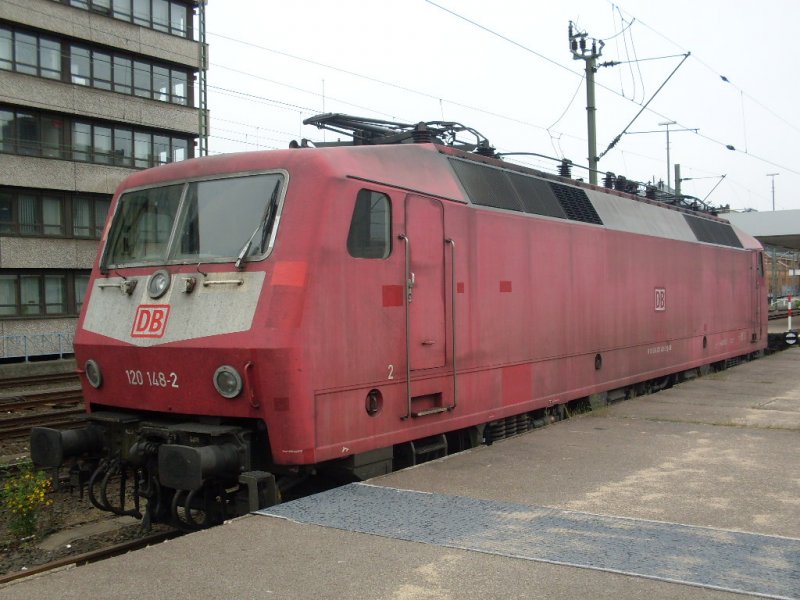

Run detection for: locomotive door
[[753, 250, 763, 339], [403, 195, 446, 371]]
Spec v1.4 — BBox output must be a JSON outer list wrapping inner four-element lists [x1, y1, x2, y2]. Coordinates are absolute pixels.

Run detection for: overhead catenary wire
[[609, 0, 800, 136], [598, 52, 691, 160], [206, 31, 583, 142], [7, 0, 794, 202]]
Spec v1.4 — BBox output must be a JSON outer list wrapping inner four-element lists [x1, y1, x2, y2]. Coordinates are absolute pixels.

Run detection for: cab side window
[[347, 189, 391, 259]]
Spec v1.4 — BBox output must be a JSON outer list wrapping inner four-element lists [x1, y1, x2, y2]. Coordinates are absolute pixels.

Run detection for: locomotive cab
[[33, 167, 294, 528]]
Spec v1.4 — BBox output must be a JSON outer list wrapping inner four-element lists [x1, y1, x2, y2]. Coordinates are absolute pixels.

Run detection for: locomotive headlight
[[213, 365, 242, 398], [147, 270, 171, 299], [85, 359, 103, 389]]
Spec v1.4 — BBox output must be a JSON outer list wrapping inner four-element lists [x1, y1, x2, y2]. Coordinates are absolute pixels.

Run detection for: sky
[[204, 0, 799, 213]]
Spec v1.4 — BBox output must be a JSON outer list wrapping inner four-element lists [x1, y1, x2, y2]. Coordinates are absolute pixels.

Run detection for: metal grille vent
[[448, 158, 603, 225], [684, 214, 743, 248], [549, 183, 603, 225], [449, 159, 523, 212]]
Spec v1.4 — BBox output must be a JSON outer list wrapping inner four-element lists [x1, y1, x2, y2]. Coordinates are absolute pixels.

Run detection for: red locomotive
[[31, 115, 767, 527]]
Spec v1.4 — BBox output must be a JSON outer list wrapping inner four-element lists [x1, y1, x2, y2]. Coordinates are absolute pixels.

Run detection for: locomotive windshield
[[103, 173, 285, 268]]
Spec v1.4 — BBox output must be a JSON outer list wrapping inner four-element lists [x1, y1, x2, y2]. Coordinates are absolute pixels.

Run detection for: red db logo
[[131, 305, 171, 338]]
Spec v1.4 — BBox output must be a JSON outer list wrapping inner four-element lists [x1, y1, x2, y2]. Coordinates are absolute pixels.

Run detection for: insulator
[[614, 175, 627, 191], [558, 159, 572, 178], [412, 122, 432, 143], [645, 185, 656, 199], [580, 38, 586, 51], [603, 172, 615, 188], [475, 141, 497, 157]]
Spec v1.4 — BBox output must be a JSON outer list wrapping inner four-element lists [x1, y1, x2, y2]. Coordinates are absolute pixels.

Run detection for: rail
[[0, 408, 85, 440], [0, 529, 183, 585], [0, 333, 74, 361]]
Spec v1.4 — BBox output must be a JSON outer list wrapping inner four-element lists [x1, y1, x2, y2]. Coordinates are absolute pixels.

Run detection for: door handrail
[[446, 238, 457, 412], [399, 233, 412, 420]]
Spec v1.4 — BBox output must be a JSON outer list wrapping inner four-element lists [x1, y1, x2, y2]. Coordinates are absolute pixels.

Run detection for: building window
[[0, 270, 89, 317], [21, 274, 42, 315], [0, 190, 12, 233], [0, 275, 16, 316], [40, 39, 61, 80], [134, 131, 151, 167], [114, 127, 133, 166], [113, 55, 132, 94], [90, 0, 112, 14], [133, 60, 151, 97], [0, 27, 12, 71], [73, 195, 111, 238], [17, 193, 64, 236], [3, 23, 191, 106], [93, 125, 112, 164], [94, 51, 112, 90], [70, 46, 91, 85], [171, 69, 187, 105], [0, 27, 62, 79], [153, 65, 169, 101], [42, 116, 65, 158], [0, 109, 12, 153], [72, 121, 92, 161], [0, 105, 193, 168], [112, 0, 132, 20], [133, 0, 151, 26], [74, 273, 90, 312], [153, 134, 169, 164], [347, 190, 392, 259], [153, 0, 170, 32], [70, 45, 189, 105], [17, 112, 40, 156], [60, 0, 193, 38], [0, 187, 110, 239], [15, 32, 38, 76]]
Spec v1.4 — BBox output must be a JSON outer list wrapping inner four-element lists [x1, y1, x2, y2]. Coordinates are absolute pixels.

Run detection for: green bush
[[1, 462, 53, 540]]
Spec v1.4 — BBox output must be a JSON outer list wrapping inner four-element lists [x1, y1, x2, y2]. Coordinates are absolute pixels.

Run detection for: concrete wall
[[0, 154, 135, 194], [0, 237, 97, 269], [0, 316, 77, 358], [0, 71, 200, 134]]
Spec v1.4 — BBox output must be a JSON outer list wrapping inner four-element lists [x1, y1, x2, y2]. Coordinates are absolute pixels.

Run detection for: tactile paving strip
[[259, 483, 800, 599]]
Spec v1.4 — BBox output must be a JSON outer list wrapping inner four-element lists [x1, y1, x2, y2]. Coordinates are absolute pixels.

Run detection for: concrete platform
[[3, 350, 799, 599]]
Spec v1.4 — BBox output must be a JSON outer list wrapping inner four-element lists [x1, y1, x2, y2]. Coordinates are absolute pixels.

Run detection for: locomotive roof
[[115, 143, 761, 252]]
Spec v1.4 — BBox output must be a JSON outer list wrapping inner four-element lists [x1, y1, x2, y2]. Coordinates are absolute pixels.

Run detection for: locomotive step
[[409, 434, 448, 462]]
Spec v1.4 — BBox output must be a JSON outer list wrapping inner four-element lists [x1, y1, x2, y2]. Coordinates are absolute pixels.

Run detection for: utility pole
[[569, 23, 604, 185], [767, 173, 779, 211], [197, 0, 209, 156], [659, 121, 676, 189]]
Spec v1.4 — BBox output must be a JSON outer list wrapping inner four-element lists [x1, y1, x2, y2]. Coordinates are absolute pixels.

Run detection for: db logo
[[654, 288, 667, 312], [131, 305, 171, 338]]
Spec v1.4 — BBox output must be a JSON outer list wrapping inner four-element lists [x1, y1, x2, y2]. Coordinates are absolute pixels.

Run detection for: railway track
[[0, 389, 84, 412], [0, 388, 85, 442], [0, 408, 86, 440], [0, 372, 79, 390], [0, 529, 183, 585]]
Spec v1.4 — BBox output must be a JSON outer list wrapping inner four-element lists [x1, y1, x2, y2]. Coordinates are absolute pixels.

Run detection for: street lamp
[[767, 173, 779, 211]]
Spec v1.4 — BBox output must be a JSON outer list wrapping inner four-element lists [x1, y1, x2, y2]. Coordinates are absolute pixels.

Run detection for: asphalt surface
[[3, 349, 799, 599]]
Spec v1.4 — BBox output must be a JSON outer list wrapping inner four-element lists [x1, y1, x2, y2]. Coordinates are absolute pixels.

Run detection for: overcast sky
[[204, 0, 798, 213]]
